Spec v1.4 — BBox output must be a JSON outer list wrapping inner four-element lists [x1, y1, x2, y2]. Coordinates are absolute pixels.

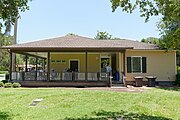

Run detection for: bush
[[4, 82, 12, 88], [12, 83, 21, 88], [0, 82, 4, 87], [0, 71, 8, 74], [175, 73, 180, 86], [1, 80, 8, 84], [177, 66, 180, 74]]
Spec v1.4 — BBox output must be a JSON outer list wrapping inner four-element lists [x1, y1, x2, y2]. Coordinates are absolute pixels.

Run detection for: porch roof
[[3, 35, 159, 52]]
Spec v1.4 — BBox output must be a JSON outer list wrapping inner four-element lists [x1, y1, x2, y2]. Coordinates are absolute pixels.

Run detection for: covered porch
[[10, 51, 127, 87], [5, 35, 131, 87]]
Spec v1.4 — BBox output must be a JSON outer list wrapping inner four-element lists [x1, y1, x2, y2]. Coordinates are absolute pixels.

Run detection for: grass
[[0, 88, 179, 120]]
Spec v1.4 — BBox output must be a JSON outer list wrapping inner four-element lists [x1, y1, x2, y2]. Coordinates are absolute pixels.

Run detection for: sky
[[17, 0, 161, 43]]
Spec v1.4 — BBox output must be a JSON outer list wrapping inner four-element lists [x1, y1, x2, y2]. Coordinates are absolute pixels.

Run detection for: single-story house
[[2, 35, 177, 87]]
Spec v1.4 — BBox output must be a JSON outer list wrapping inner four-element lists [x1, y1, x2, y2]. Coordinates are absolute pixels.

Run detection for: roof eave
[[6, 47, 133, 52]]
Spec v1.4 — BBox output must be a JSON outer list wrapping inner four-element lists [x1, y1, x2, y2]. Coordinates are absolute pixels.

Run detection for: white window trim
[[131, 56, 143, 73]]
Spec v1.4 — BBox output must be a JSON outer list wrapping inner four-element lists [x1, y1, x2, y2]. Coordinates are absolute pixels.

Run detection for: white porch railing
[[11, 72, 110, 81]]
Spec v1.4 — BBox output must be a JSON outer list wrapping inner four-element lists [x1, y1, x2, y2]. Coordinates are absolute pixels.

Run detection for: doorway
[[101, 57, 110, 72], [69, 60, 79, 72]]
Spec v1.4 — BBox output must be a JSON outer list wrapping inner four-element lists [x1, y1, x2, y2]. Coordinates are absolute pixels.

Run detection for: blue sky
[[17, 0, 160, 43]]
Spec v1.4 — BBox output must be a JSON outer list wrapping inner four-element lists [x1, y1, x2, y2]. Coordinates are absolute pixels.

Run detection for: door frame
[[100, 55, 111, 72], [69, 59, 80, 72]]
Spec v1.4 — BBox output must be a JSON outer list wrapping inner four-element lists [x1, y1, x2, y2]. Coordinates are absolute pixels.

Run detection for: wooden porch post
[[25, 55, 28, 72], [85, 51, 88, 81], [9, 51, 13, 81], [47, 52, 50, 82], [35, 57, 38, 80], [123, 50, 127, 87], [123, 50, 126, 76], [43, 59, 46, 70]]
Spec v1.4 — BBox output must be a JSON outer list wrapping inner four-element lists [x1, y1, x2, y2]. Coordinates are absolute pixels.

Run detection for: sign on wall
[[51, 60, 66, 64]]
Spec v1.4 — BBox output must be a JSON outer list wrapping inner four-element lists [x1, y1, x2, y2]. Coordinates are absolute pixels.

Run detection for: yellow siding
[[125, 50, 176, 81], [50, 53, 100, 73], [49, 50, 176, 82], [87, 54, 100, 72]]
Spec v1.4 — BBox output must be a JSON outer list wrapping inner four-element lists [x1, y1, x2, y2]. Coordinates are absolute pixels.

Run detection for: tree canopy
[[0, 0, 30, 34], [110, 0, 180, 50], [0, 34, 13, 70], [95, 31, 121, 40], [95, 31, 112, 40], [141, 37, 159, 45]]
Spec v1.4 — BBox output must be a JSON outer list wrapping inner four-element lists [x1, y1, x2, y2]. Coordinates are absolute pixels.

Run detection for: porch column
[[9, 51, 13, 81], [122, 50, 127, 87], [35, 57, 38, 80], [123, 50, 126, 76], [25, 55, 28, 72], [47, 52, 50, 82], [43, 59, 46, 70], [85, 51, 88, 81]]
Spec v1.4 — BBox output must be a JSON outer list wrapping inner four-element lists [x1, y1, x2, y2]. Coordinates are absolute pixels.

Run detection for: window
[[127, 57, 147, 73]]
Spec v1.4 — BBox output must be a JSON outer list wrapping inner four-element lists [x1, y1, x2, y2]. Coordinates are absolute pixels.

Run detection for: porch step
[[111, 83, 125, 87], [112, 81, 123, 84]]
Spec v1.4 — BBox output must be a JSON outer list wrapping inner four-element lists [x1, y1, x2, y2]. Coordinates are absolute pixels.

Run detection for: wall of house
[[125, 50, 176, 81], [50, 53, 100, 73], [87, 54, 100, 72]]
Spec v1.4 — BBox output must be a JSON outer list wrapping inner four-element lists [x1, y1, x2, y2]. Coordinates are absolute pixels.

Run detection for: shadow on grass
[[65, 110, 172, 120], [0, 112, 12, 120], [156, 86, 180, 91]]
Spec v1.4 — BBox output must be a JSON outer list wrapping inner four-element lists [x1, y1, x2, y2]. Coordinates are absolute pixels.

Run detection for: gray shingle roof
[[3, 35, 159, 51]]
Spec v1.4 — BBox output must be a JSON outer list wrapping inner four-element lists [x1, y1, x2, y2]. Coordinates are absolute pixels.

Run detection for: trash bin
[[115, 71, 120, 81], [134, 76, 143, 87], [146, 76, 157, 87], [5, 74, 9, 80]]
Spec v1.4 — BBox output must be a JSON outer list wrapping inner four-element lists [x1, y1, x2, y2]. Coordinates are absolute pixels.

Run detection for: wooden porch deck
[[19, 80, 110, 87]]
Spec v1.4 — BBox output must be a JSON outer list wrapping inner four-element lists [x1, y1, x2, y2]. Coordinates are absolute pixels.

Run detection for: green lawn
[[0, 88, 179, 120]]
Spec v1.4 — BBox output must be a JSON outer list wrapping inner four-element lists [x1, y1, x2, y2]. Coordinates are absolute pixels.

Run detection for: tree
[[110, 0, 180, 50], [0, 0, 30, 34], [141, 37, 159, 45], [66, 33, 78, 36], [95, 31, 112, 40], [0, 34, 13, 71], [95, 31, 122, 40]]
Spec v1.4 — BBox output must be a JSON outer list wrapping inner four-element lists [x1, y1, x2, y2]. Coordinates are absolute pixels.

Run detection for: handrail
[[11, 71, 109, 82], [122, 72, 127, 87]]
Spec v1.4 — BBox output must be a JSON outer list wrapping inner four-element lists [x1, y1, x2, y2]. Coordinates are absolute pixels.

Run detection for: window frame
[[131, 56, 143, 73], [127, 56, 147, 73]]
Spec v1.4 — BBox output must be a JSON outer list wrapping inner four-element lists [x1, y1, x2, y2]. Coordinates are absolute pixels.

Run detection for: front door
[[70, 60, 78, 72]]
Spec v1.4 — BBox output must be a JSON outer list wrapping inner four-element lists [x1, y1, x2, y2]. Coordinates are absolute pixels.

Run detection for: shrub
[[175, 73, 180, 86], [1, 80, 8, 84], [4, 83, 12, 88], [177, 66, 180, 74], [12, 83, 21, 88], [0, 71, 8, 74], [0, 82, 4, 87]]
